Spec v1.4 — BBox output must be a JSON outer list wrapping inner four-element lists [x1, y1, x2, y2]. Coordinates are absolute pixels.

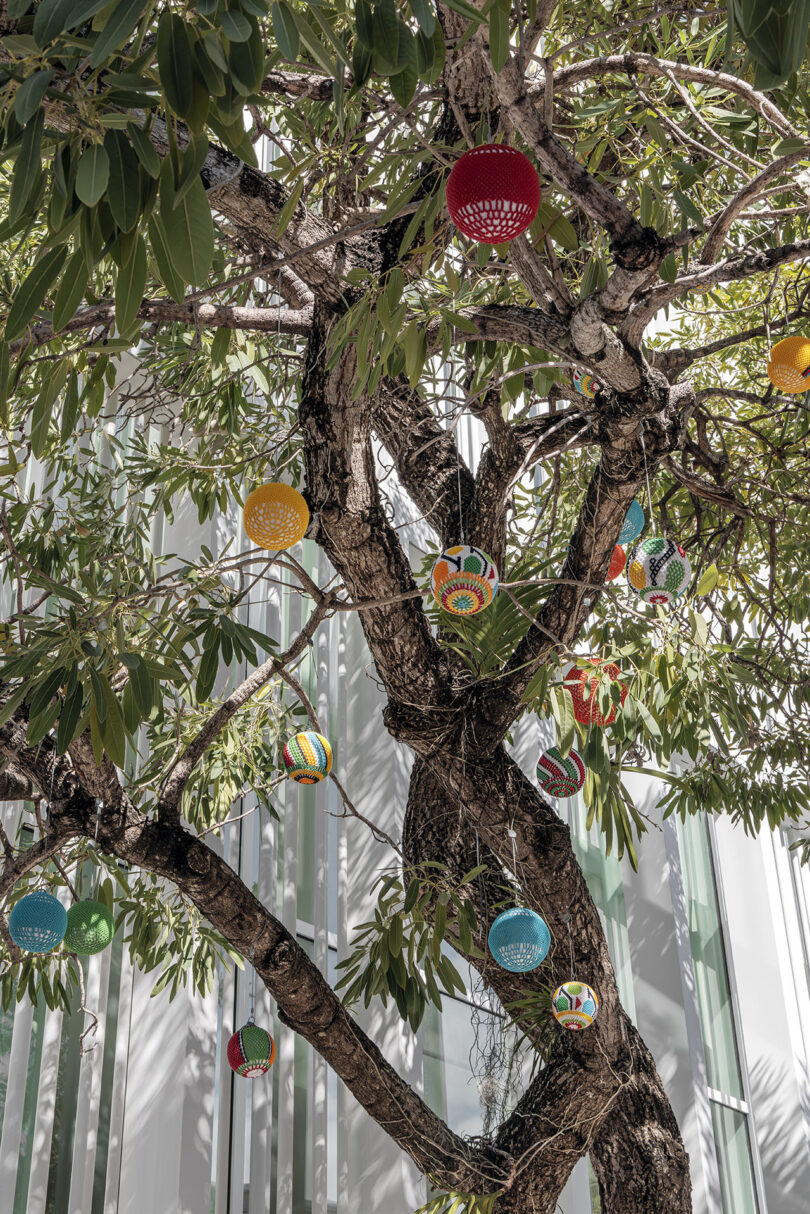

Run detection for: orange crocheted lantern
[[767, 336, 810, 394], [606, 545, 626, 582], [562, 659, 628, 727], [446, 144, 540, 244], [243, 483, 309, 549]]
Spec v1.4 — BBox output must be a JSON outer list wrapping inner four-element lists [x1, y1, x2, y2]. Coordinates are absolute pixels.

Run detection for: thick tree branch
[[700, 146, 810, 264]]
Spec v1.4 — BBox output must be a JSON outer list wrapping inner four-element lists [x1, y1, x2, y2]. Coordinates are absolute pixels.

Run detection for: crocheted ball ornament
[[9, 891, 67, 953], [627, 536, 691, 606], [606, 545, 626, 582], [446, 144, 540, 244], [283, 730, 333, 784], [64, 900, 115, 955], [572, 369, 597, 398], [561, 659, 628, 727], [551, 981, 599, 1030], [618, 499, 645, 545], [430, 544, 498, 616], [536, 746, 586, 797], [243, 483, 309, 549], [766, 336, 810, 394], [227, 1022, 276, 1077], [488, 908, 550, 973]]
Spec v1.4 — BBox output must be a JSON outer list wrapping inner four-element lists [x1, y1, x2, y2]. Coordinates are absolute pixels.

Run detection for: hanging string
[[640, 424, 655, 533], [248, 945, 256, 1024], [93, 799, 101, 850]]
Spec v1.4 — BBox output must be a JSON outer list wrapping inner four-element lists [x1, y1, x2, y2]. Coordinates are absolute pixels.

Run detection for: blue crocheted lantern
[[9, 890, 67, 953], [488, 908, 550, 972], [619, 500, 645, 546]]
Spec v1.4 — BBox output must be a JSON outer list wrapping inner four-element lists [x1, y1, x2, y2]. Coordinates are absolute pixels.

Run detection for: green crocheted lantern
[[227, 1022, 276, 1077], [64, 900, 115, 955]]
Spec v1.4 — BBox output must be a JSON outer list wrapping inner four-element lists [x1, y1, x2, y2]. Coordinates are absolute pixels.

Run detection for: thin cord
[[640, 425, 655, 533], [248, 945, 255, 1024]]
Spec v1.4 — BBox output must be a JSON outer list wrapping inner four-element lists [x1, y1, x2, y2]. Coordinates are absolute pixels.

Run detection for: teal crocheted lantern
[[227, 1022, 276, 1077], [64, 900, 115, 955], [572, 369, 597, 398], [536, 746, 586, 798], [551, 980, 599, 1030], [618, 500, 645, 546], [488, 908, 550, 972], [9, 890, 67, 953], [627, 536, 692, 606]]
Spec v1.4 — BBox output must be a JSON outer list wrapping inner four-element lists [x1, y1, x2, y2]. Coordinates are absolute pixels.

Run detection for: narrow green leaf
[[13, 69, 54, 126], [161, 176, 213, 287], [5, 245, 68, 343], [220, 10, 252, 40], [88, 0, 147, 69], [115, 232, 147, 332], [76, 143, 110, 206], [53, 248, 91, 332], [127, 122, 161, 179], [157, 11, 195, 118], [272, 1, 300, 59], [60, 370, 80, 441], [104, 129, 141, 232], [8, 109, 44, 225], [148, 215, 186, 303]]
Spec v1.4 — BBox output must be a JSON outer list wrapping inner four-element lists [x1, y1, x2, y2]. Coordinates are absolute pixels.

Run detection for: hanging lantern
[[487, 908, 550, 973], [446, 144, 541, 244], [243, 483, 309, 549], [64, 899, 115, 955], [626, 536, 691, 606], [606, 545, 626, 582], [283, 730, 333, 784], [8, 890, 67, 954], [618, 499, 645, 545], [551, 981, 599, 1030], [572, 369, 597, 398], [430, 544, 498, 616], [227, 1022, 276, 1077], [766, 336, 810, 394], [536, 746, 586, 798], [561, 659, 628, 727]]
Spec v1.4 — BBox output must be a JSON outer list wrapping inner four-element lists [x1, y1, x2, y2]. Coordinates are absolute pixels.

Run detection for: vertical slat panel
[[311, 584, 329, 1214], [0, 1000, 35, 1199], [68, 948, 112, 1213], [102, 950, 134, 1214], [26, 1005, 63, 1213]]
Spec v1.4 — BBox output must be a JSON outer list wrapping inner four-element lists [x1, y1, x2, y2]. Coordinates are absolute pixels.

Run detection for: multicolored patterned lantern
[[446, 144, 541, 244], [551, 981, 599, 1030], [606, 545, 626, 582], [227, 1022, 276, 1077], [487, 908, 550, 973], [283, 730, 333, 784], [561, 659, 628, 727], [618, 499, 645, 546], [430, 544, 498, 616], [64, 900, 115, 955], [572, 369, 597, 398], [766, 336, 810, 394], [536, 746, 586, 798], [626, 536, 691, 606], [8, 890, 67, 954], [243, 483, 309, 549]]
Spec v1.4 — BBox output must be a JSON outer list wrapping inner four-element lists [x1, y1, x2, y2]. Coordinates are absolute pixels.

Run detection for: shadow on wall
[[749, 1054, 810, 1214]]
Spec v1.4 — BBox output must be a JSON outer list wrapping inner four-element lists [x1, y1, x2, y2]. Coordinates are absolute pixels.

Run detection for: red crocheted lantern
[[606, 545, 626, 582], [562, 659, 628, 727], [446, 144, 541, 244]]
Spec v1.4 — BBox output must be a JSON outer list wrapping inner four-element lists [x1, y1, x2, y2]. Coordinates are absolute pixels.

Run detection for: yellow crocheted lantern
[[243, 483, 309, 549], [767, 336, 810, 394]]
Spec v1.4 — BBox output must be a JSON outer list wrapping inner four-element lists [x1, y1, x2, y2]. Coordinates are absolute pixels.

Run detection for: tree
[[1, 2, 810, 1211]]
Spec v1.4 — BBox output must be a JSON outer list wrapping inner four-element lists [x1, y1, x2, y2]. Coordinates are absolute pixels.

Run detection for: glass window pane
[[712, 1102, 757, 1214]]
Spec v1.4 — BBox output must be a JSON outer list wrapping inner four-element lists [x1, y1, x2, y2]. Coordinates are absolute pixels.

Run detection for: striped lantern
[[536, 746, 586, 798], [561, 659, 628, 727], [227, 1022, 276, 1077], [618, 499, 645, 545], [606, 545, 626, 582], [283, 731, 333, 784], [446, 144, 540, 244], [626, 536, 691, 606], [243, 483, 309, 549], [766, 336, 810, 394], [64, 900, 115, 955], [572, 369, 597, 398], [430, 544, 498, 616], [8, 890, 67, 954], [551, 981, 599, 1030], [487, 908, 550, 973]]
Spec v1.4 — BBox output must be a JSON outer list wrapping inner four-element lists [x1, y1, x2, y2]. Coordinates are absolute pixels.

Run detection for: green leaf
[[157, 11, 195, 119], [13, 69, 54, 126], [99, 687, 127, 768], [127, 122, 161, 179], [53, 248, 91, 332], [696, 563, 718, 596], [5, 245, 68, 343], [8, 109, 44, 226], [272, 0, 300, 59], [229, 18, 266, 94], [160, 176, 214, 287], [76, 144, 110, 207], [115, 232, 147, 333], [148, 215, 186, 302], [104, 129, 141, 232], [220, 10, 252, 40], [60, 369, 80, 441], [57, 680, 84, 753], [89, 0, 147, 68], [659, 252, 678, 283], [488, 2, 509, 72]]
